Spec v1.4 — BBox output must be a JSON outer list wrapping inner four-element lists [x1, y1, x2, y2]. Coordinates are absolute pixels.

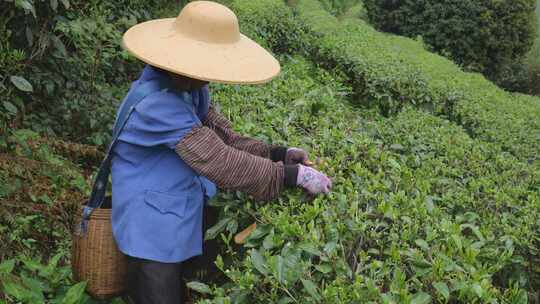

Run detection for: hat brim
[[122, 18, 281, 84]]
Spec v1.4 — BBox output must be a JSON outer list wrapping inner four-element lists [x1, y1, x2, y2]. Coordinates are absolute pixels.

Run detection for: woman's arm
[[203, 106, 288, 162], [176, 126, 298, 201]]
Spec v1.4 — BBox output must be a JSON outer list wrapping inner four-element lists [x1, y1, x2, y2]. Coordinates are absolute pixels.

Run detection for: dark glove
[[285, 147, 309, 165]]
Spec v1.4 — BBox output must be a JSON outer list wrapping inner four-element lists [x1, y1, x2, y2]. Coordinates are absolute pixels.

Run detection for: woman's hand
[[285, 147, 309, 165], [296, 165, 332, 194]]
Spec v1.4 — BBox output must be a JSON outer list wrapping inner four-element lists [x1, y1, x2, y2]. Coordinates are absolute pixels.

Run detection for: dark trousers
[[125, 206, 219, 304]]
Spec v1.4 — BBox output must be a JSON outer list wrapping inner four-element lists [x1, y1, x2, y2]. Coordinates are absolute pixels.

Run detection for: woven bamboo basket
[[72, 198, 127, 300]]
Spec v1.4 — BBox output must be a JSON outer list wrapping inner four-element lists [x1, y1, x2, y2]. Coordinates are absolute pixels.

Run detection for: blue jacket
[[111, 66, 217, 263]]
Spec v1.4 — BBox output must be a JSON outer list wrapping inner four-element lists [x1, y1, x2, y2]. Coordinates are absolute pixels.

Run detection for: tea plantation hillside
[[1, 0, 539, 303], [292, 0, 540, 165]]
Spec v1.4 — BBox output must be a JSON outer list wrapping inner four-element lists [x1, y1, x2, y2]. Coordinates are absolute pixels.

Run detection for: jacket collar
[[138, 65, 209, 108], [140, 65, 168, 82]]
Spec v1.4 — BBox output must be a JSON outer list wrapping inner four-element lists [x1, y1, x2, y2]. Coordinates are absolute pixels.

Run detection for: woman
[[112, 1, 332, 303]]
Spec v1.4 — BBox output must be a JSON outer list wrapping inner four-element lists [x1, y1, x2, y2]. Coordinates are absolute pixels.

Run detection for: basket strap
[[80, 79, 169, 234]]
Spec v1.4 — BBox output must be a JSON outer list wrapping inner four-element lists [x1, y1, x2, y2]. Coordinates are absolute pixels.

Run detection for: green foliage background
[[362, 0, 538, 93], [0, 0, 179, 146], [1, 0, 540, 303], [525, 0, 540, 96], [538, 0, 540, 30]]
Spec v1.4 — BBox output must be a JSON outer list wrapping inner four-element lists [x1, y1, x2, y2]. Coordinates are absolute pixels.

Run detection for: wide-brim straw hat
[[122, 1, 280, 84]]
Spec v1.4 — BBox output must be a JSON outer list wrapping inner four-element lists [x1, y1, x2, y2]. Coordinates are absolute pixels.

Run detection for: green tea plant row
[[232, 0, 540, 166], [295, 0, 540, 166], [195, 56, 540, 303]]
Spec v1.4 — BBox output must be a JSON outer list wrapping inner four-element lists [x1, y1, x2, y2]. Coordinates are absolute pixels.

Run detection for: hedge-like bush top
[[295, 0, 540, 165]]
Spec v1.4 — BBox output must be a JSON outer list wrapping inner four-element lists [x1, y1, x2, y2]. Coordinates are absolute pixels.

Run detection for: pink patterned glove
[[285, 147, 309, 165], [297, 165, 332, 194]]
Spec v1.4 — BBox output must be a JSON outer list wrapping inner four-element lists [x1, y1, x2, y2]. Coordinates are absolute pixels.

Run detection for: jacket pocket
[[144, 190, 188, 218]]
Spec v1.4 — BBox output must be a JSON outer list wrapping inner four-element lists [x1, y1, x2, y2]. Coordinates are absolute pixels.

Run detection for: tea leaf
[[61, 281, 87, 304], [10, 76, 33, 93], [250, 249, 268, 275], [3, 281, 29, 301], [415, 239, 429, 251], [433, 281, 450, 300], [205, 217, 231, 241], [277, 297, 295, 304], [411, 292, 431, 304], [301, 279, 321, 301], [186, 281, 212, 294], [0, 259, 15, 274], [2, 101, 18, 115], [276, 255, 284, 283], [14, 0, 36, 17], [314, 264, 332, 274], [60, 0, 69, 9]]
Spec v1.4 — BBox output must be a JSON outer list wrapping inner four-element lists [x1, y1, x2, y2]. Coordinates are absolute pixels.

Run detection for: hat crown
[[174, 1, 240, 44]]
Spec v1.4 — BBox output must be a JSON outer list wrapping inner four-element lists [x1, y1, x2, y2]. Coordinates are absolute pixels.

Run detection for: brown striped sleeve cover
[[202, 106, 288, 162], [176, 126, 297, 201]]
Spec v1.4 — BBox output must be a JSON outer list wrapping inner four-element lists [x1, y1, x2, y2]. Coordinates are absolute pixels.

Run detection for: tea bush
[[362, 0, 538, 90], [198, 56, 540, 303], [291, 0, 540, 165], [341, 3, 368, 22], [317, 0, 362, 17], [228, 0, 311, 55]]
